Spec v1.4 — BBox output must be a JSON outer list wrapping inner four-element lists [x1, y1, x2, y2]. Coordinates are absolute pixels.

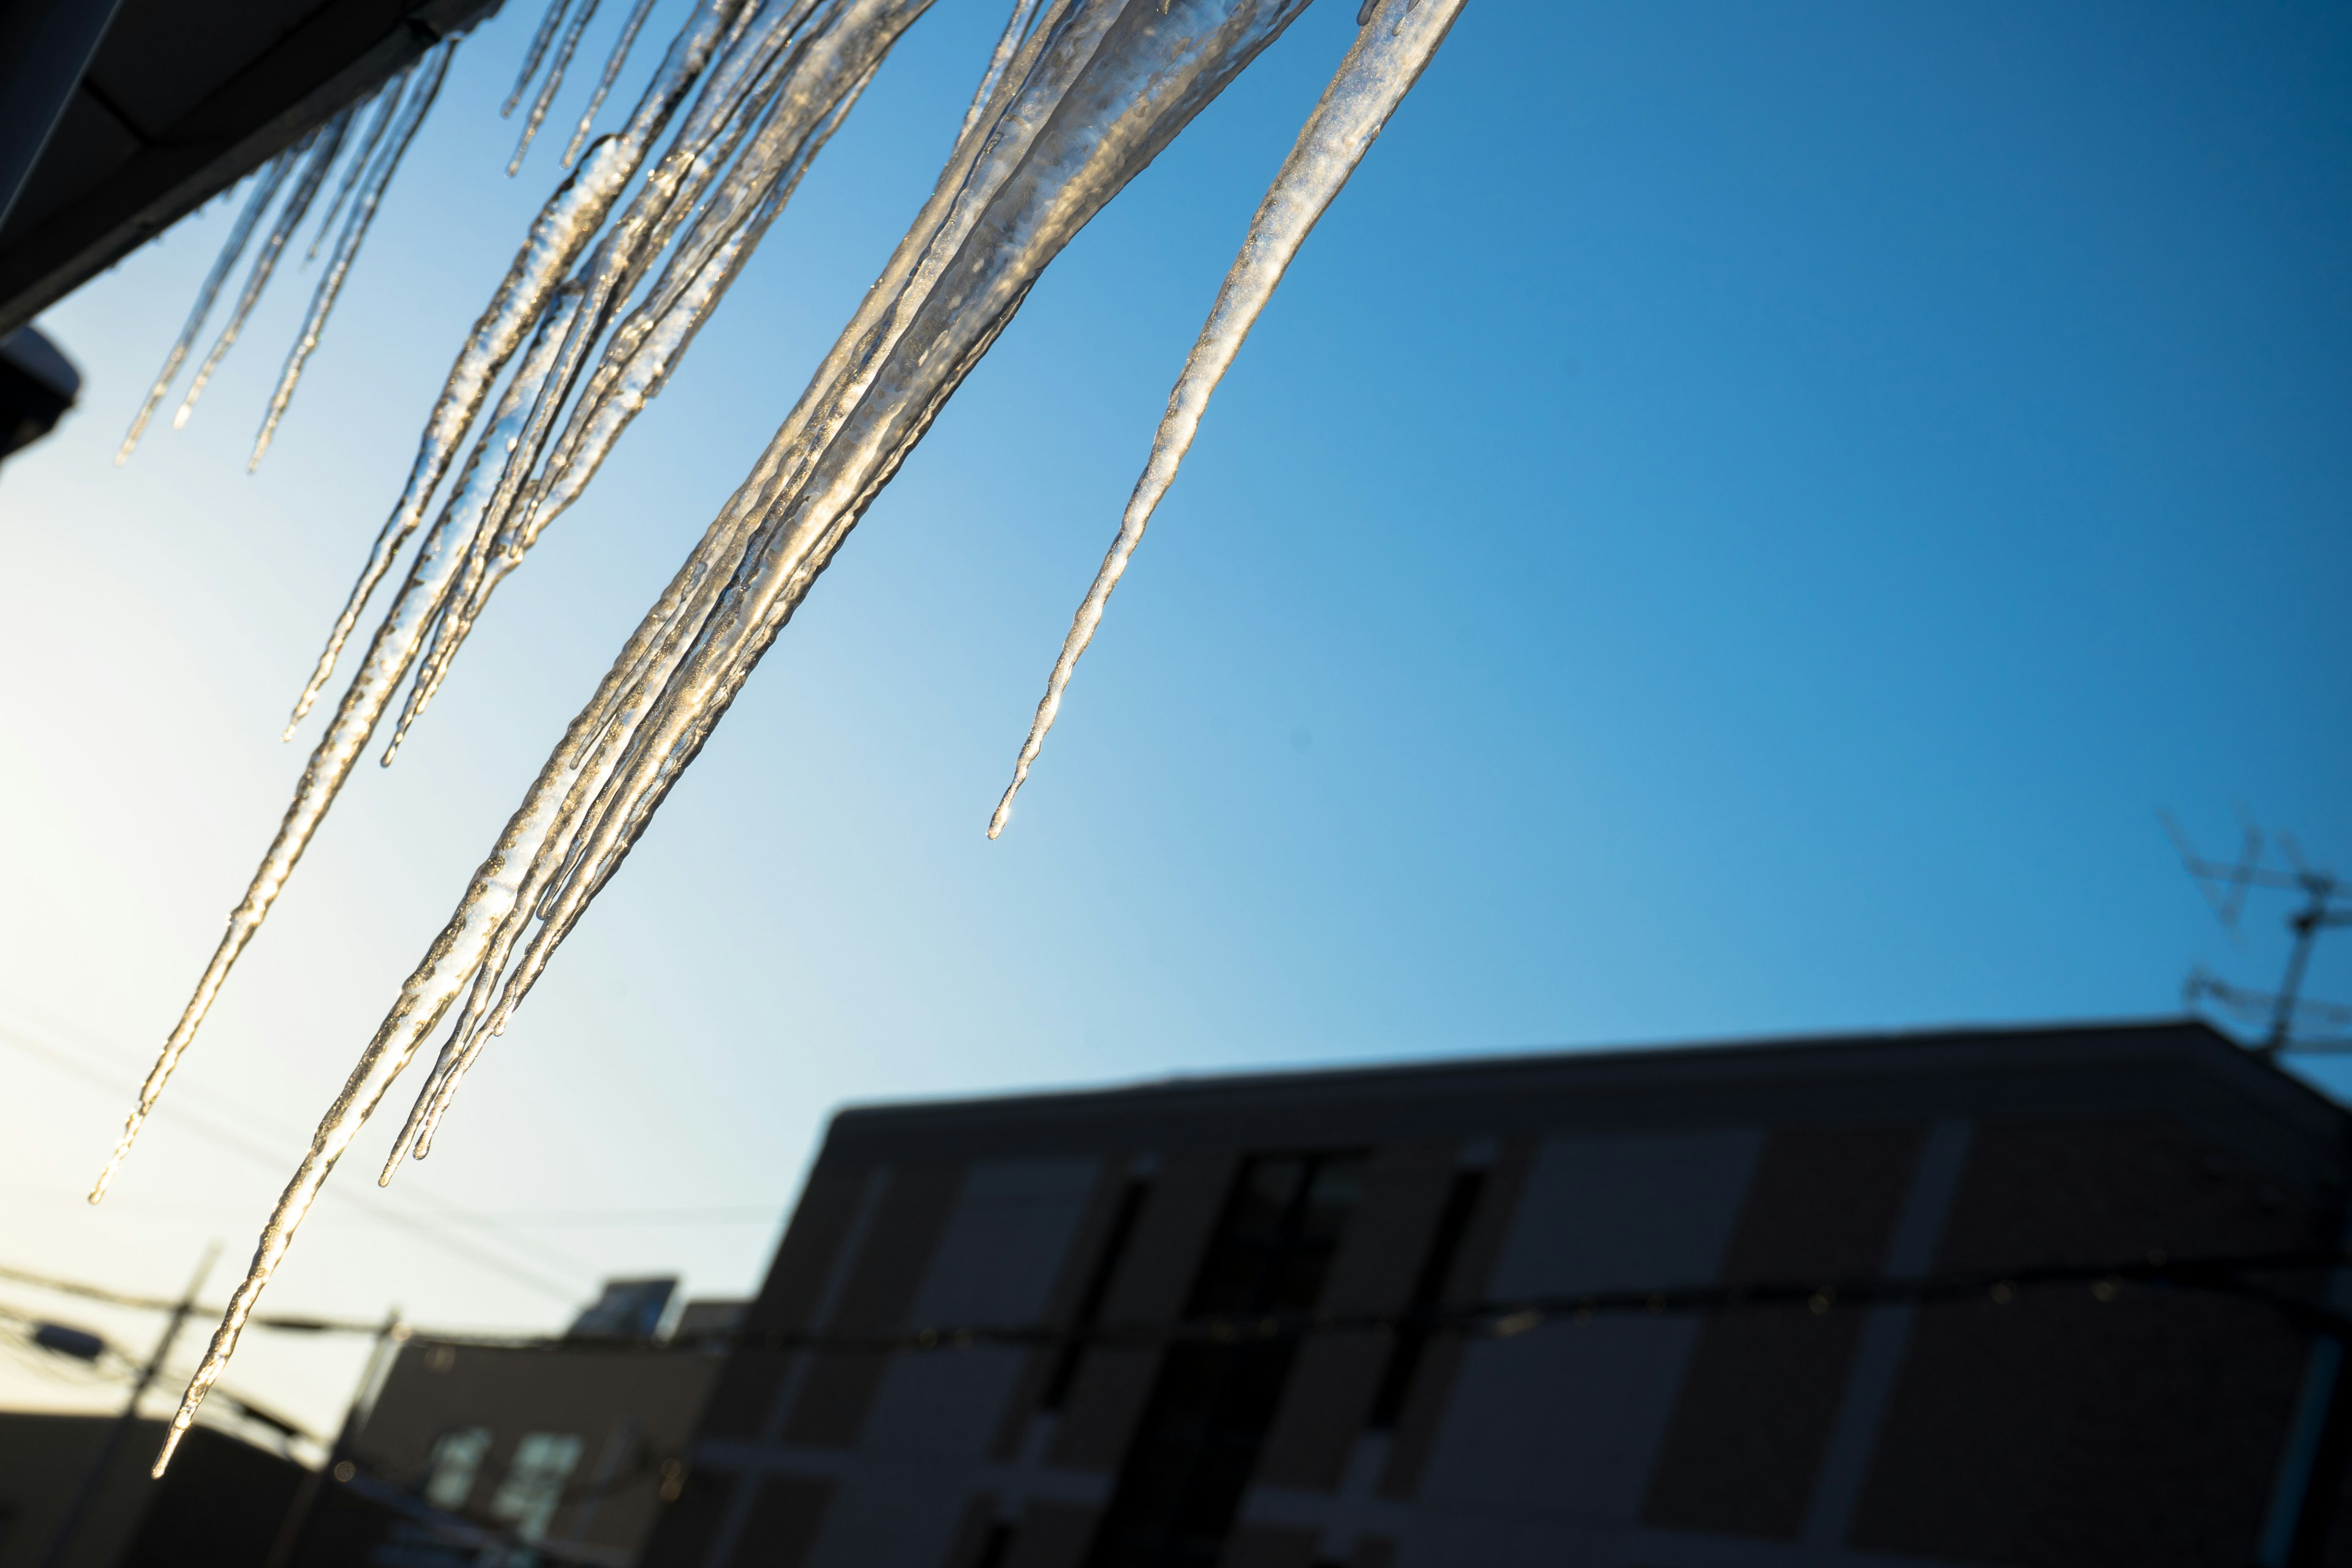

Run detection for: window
[[1086, 1153, 1365, 1568], [973, 1521, 1016, 1568], [1042, 1177, 1153, 1412], [489, 1431, 585, 1541], [421, 1426, 492, 1510], [1366, 1167, 1485, 1429]]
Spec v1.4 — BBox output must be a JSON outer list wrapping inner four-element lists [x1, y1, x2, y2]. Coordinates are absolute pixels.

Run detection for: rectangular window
[[1366, 1167, 1486, 1430], [1085, 1153, 1364, 1568], [973, 1520, 1016, 1568], [1042, 1177, 1152, 1412], [422, 1425, 492, 1511], [488, 1431, 585, 1541]]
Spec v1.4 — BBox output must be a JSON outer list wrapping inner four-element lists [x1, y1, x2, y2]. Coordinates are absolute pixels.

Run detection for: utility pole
[[35, 1244, 217, 1568], [260, 1308, 405, 1568]]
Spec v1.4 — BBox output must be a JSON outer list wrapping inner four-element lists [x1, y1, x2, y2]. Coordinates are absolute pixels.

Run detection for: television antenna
[[2163, 809, 2352, 1055]]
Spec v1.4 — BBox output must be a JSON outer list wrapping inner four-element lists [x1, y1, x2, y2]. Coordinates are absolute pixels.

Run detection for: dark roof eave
[[0, 0, 499, 337]]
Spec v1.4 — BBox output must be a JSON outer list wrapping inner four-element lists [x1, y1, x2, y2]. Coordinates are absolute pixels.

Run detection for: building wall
[[355, 1338, 725, 1564], [641, 1023, 2352, 1568], [0, 1414, 303, 1568]]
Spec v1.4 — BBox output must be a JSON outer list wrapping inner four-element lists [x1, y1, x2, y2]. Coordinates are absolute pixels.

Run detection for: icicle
[[368, 0, 867, 750], [989, 0, 1466, 837], [169, 114, 353, 432], [383, 202, 758, 758], [103, 0, 780, 1213], [154, 0, 1467, 1472], [388, 1, 915, 753], [959, 0, 1045, 148], [511, 0, 605, 175], [306, 71, 411, 265], [116, 152, 297, 465], [563, 0, 663, 167], [251, 45, 455, 472], [284, 0, 750, 737], [507, 0, 578, 117], [95, 2, 753, 1204], [92, 289, 586, 1215], [391, 0, 1314, 1161]]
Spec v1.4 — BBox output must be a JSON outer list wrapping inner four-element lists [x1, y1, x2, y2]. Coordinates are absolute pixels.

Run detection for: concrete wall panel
[[805, 1158, 1097, 1568], [1414, 1130, 1763, 1526]]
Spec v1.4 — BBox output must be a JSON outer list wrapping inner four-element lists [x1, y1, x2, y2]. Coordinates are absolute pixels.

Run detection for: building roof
[[0, 0, 500, 334], [820, 1019, 2349, 1191]]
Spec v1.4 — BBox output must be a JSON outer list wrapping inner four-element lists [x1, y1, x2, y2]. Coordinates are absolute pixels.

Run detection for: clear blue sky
[[0, 0, 2345, 1435]]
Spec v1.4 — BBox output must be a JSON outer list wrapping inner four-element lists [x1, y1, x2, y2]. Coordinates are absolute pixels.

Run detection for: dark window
[[1044, 1177, 1153, 1412], [973, 1520, 1016, 1568], [1085, 1153, 1365, 1568], [1366, 1167, 1485, 1429]]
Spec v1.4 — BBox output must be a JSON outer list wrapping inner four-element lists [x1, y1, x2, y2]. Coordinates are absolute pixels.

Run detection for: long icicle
[[511, 0, 604, 175], [96, 0, 752, 1203], [89, 287, 586, 1212], [154, 0, 1464, 1472], [391, 0, 1293, 1162], [251, 45, 456, 472], [377, 2, 1069, 1113], [989, 0, 1465, 837], [383, 1, 1099, 1177], [506, 0, 578, 116], [365, 0, 855, 753], [374, 0, 1121, 1175], [282, 0, 749, 739], [170, 116, 352, 432], [305, 70, 411, 265], [562, 0, 663, 167], [116, 151, 298, 465], [958, 0, 1044, 146], [388, 2, 915, 756]]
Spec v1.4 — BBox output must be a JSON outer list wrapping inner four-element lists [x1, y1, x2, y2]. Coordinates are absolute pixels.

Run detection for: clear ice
[[93, 0, 753, 1207], [124, 0, 1464, 1475], [306, 70, 412, 266], [564, 0, 666, 167], [169, 113, 355, 433], [510, 0, 605, 175], [506, 0, 579, 119], [990, 0, 1464, 835], [251, 45, 456, 471], [116, 150, 297, 465]]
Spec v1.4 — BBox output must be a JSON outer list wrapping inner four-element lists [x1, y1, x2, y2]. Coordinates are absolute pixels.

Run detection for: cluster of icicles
[[101, 0, 1464, 1474], [116, 0, 666, 475]]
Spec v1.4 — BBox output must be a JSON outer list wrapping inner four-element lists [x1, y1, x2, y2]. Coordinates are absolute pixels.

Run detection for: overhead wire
[[0, 1017, 595, 1298], [10, 1240, 2345, 1353]]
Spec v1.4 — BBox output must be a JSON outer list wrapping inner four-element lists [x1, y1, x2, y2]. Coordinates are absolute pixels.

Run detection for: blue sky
[[0, 0, 2345, 1435]]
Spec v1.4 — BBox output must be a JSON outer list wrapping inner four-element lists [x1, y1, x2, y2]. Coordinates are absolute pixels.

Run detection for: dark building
[[0, 1412, 306, 1568], [302, 1280, 745, 1568], [639, 1020, 2352, 1568]]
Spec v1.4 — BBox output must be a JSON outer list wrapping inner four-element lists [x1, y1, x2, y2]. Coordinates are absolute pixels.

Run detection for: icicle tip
[[153, 1421, 187, 1477], [89, 1115, 144, 1204]]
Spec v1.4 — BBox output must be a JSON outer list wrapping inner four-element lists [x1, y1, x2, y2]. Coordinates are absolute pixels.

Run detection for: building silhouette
[[638, 1020, 2352, 1568]]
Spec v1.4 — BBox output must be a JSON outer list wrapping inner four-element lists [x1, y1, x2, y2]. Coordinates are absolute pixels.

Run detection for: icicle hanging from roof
[[116, 150, 298, 464], [108, 0, 1466, 1482], [95, 0, 940, 1204], [251, 44, 455, 470], [992, 0, 1466, 835]]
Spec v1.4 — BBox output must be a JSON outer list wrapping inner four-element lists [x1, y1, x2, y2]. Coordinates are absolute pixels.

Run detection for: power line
[[18, 1242, 2342, 1354], [0, 1017, 594, 1300], [0, 1260, 396, 1335], [423, 1205, 785, 1227]]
